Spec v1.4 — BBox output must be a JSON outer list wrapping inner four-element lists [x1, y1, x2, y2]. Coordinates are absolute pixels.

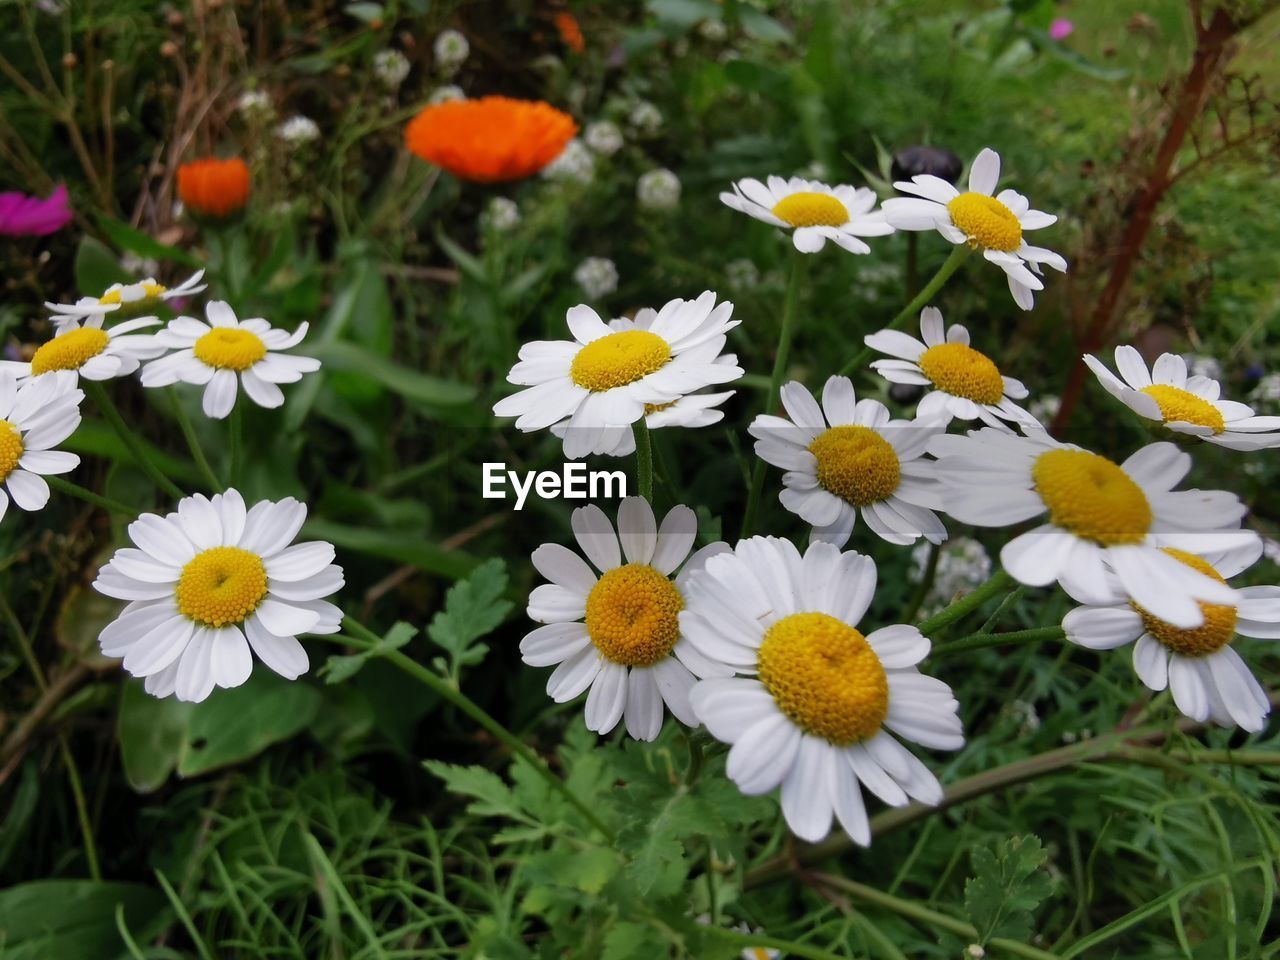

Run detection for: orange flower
[[554, 12, 585, 54], [404, 96, 577, 183], [177, 157, 251, 219]]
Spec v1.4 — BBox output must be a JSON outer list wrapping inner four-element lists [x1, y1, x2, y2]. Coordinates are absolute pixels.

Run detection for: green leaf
[[177, 671, 322, 776], [739, 8, 792, 43], [963, 834, 1055, 945], [424, 760, 527, 821], [73, 235, 128, 295], [117, 680, 194, 793], [97, 217, 201, 268], [0, 880, 167, 960], [321, 621, 417, 684], [306, 341, 477, 408], [303, 518, 479, 580], [427, 557, 512, 668], [434, 227, 489, 285], [602, 921, 669, 960], [344, 1, 383, 22]]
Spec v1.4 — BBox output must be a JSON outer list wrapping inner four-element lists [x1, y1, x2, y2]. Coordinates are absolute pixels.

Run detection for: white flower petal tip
[[683, 537, 961, 842], [0, 371, 84, 516], [91, 490, 343, 701]]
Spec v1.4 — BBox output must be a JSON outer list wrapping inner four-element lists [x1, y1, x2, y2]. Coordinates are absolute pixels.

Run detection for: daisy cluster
[[494, 146, 1280, 844]]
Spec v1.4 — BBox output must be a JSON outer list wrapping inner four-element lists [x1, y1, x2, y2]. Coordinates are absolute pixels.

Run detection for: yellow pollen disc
[[757, 612, 888, 745], [30, 327, 110, 374], [1132, 549, 1236, 656], [1139, 384, 1225, 434], [583, 563, 683, 667], [809, 425, 901, 506], [570, 330, 672, 392], [917, 342, 1006, 404], [175, 546, 269, 627], [946, 192, 1022, 252], [0, 420, 24, 483], [770, 191, 849, 228], [193, 328, 267, 371], [1031, 449, 1151, 546], [98, 281, 166, 306]]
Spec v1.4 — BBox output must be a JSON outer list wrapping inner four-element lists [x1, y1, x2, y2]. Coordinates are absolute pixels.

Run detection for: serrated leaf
[[623, 830, 686, 898], [963, 834, 1054, 945], [320, 621, 417, 684], [602, 920, 668, 959], [424, 760, 527, 821], [427, 558, 512, 661]]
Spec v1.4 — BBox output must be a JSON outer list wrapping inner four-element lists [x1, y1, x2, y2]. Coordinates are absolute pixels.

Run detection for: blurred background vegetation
[[1, 0, 1279, 957]]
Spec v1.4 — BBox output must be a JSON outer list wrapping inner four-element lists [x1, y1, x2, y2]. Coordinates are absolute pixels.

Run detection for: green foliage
[[963, 834, 1055, 946], [0, 880, 168, 960], [426, 557, 513, 679]]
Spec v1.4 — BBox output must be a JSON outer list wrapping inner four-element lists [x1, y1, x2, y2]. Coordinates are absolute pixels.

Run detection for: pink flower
[[0, 184, 73, 237], [1049, 17, 1074, 40]]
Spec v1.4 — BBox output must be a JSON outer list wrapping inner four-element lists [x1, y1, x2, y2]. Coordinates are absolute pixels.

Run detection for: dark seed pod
[[888, 382, 925, 405], [891, 146, 963, 187]]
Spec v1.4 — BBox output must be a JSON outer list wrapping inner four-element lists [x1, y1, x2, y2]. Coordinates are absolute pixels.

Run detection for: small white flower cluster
[[482, 197, 520, 233], [542, 138, 595, 184], [433, 29, 469, 74], [725, 258, 760, 291], [627, 100, 663, 136], [910, 536, 992, 617], [584, 120, 624, 157], [428, 85, 465, 104], [236, 89, 274, 121], [373, 49, 411, 88], [636, 168, 681, 211], [276, 115, 320, 145], [573, 257, 618, 300]]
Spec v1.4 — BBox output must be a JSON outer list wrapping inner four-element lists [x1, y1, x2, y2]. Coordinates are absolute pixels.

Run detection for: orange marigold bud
[[554, 12, 585, 53], [176, 157, 251, 219], [404, 96, 577, 183]]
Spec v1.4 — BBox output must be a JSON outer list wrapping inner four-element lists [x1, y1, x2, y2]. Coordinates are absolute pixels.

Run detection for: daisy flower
[[1085, 346, 1280, 450], [520, 497, 728, 741], [140, 301, 320, 419], [748, 376, 947, 547], [882, 147, 1065, 310], [865, 306, 1036, 429], [683, 537, 963, 843], [548, 307, 736, 456], [0, 316, 163, 384], [0, 371, 83, 522], [930, 428, 1250, 628], [719, 176, 894, 254], [1062, 538, 1273, 731], [493, 291, 742, 459], [93, 490, 344, 702], [46, 269, 207, 326]]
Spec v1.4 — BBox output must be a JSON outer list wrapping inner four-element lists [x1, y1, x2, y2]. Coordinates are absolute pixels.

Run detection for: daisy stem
[[632, 419, 653, 501], [45, 476, 138, 517], [836, 244, 969, 378], [335, 617, 617, 842], [170, 389, 223, 493], [931, 626, 1065, 659], [227, 403, 243, 488], [917, 568, 1014, 638], [83, 381, 184, 500], [740, 251, 809, 538]]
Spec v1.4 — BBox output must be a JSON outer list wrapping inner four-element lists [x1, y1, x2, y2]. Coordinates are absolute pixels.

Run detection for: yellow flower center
[[1031, 449, 1151, 546], [98, 281, 167, 306], [193, 328, 267, 371], [1139, 384, 1225, 433], [175, 546, 269, 627], [570, 330, 672, 392], [583, 563, 683, 667], [809, 425, 900, 506], [30, 327, 110, 374], [1132, 549, 1236, 656], [757, 612, 888, 745], [946, 192, 1022, 252], [0, 420, 23, 483], [917, 342, 1006, 404], [770, 191, 849, 228]]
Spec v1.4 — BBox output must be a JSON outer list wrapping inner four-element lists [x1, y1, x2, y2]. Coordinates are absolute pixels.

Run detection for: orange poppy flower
[[177, 157, 251, 218], [554, 12, 585, 54], [404, 96, 577, 183]]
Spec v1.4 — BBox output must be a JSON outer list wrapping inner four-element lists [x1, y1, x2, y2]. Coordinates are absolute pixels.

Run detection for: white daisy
[[1062, 538, 1273, 731], [0, 371, 83, 522], [0, 315, 163, 384], [493, 291, 743, 459], [548, 307, 736, 456], [748, 376, 948, 547], [140, 301, 320, 419], [865, 306, 1037, 429], [882, 148, 1065, 310], [682, 537, 963, 843], [1085, 346, 1280, 451], [93, 489, 344, 702], [719, 176, 894, 254], [45, 269, 207, 326], [930, 428, 1251, 628], [521, 496, 728, 741]]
